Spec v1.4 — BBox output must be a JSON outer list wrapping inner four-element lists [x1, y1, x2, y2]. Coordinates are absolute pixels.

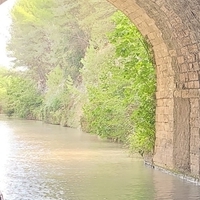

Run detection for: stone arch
[[107, 0, 200, 177], [1, 0, 200, 177]]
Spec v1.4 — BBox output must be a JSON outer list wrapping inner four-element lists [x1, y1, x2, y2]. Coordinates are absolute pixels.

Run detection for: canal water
[[0, 117, 200, 200]]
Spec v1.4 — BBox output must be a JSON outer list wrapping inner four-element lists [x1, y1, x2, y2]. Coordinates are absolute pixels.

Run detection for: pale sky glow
[[0, 0, 16, 67]]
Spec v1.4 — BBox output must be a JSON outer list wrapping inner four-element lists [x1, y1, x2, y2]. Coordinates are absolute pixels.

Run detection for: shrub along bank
[[2, 0, 156, 154]]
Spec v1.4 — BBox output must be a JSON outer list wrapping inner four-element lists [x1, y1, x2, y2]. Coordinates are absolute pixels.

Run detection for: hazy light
[[0, 122, 12, 191], [0, 0, 16, 68]]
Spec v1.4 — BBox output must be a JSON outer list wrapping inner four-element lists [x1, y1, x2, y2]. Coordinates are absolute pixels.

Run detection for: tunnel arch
[[1, 0, 200, 177], [107, 0, 200, 176]]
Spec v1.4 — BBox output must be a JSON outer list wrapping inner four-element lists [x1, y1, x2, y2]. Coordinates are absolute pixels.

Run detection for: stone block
[[169, 50, 177, 56], [180, 63, 188, 72], [190, 99, 199, 108], [193, 81, 200, 88], [190, 127, 199, 136], [189, 62, 199, 71], [187, 81, 194, 88], [188, 72, 199, 81], [188, 44, 198, 53], [177, 56, 184, 64]]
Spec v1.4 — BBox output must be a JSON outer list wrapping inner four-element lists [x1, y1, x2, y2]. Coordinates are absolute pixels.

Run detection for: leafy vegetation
[[0, 69, 42, 118], [6, 0, 115, 127], [2, 0, 156, 153], [0, 67, 9, 113], [82, 12, 156, 153]]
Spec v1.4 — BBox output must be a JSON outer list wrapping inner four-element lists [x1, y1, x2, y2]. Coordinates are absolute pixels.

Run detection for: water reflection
[[0, 122, 12, 192], [0, 118, 200, 200], [152, 169, 200, 200]]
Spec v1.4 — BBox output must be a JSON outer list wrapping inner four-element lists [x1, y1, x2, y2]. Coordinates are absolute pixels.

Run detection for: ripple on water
[[1, 119, 200, 200]]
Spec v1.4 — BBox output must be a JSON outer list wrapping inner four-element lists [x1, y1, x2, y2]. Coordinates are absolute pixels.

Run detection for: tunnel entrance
[[1, 0, 200, 177], [107, 0, 200, 176]]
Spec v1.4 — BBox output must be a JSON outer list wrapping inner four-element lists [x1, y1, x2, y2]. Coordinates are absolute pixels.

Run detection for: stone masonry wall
[[107, 0, 200, 177]]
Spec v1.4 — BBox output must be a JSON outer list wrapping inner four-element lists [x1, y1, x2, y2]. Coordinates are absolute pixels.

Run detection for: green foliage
[[42, 66, 68, 124], [82, 11, 156, 153], [12, 0, 53, 25], [8, 0, 89, 91], [42, 65, 81, 127], [109, 12, 156, 153], [0, 69, 42, 119], [6, 0, 156, 154], [0, 67, 9, 113], [81, 40, 133, 142], [7, 0, 116, 127], [7, 77, 42, 118]]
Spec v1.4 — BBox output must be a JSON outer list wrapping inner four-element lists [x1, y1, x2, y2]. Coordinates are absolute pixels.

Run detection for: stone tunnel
[[107, 0, 200, 177], [1, 0, 200, 177]]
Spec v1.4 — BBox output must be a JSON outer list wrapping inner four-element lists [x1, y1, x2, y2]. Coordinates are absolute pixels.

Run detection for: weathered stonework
[[107, 0, 200, 177]]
